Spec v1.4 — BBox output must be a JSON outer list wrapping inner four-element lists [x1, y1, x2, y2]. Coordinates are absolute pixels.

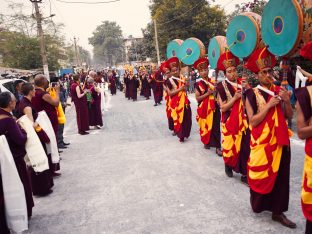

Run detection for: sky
[[0, 0, 247, 54]]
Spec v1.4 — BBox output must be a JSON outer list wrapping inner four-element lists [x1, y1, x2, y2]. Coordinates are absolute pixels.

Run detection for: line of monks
[[159, 48, 312, 232], [123, 66, 164, 106]]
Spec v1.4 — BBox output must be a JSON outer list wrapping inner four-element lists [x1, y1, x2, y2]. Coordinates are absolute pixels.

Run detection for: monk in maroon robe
[[149, 65, 164, 106], [18, 83, 54, 196], [129, 72, 139, 101], [71, 74, 90, 135], [124, 72, 130, 100], [32, 74, 61, 174], [0, 92, 34, 218], [140, 70, 151, 100], [86, 77, 103, 129], [32, 74, 59, 137], [108, 71, 117, 95]]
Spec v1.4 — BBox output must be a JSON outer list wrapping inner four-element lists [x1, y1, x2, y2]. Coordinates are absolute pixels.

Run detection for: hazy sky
[[1, 0, 247, 53]]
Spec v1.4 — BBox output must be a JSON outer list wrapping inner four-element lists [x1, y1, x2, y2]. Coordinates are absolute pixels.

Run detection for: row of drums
[[166, 0, 312, 69]]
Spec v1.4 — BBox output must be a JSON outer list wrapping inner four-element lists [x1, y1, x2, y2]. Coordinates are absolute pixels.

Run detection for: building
[[123, 36, 143, 63]]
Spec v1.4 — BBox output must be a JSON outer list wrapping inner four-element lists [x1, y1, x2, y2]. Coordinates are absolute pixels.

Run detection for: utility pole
[[153, 19, 161, 66], [73, 36, 81, 67], [32, 0, 50, 80]]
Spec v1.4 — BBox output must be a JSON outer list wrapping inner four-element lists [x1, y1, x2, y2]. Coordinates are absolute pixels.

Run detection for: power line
[[54, 0, 120, 4], [157, 0, 206, 26]]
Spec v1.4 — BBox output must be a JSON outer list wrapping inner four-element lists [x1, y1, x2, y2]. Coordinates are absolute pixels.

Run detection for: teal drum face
[[180, 38, 205, 66], [261, 0, 303, 56], [226, 14, 260, 59], [208, 36, 227, 69], [166, 39, 183, 59]]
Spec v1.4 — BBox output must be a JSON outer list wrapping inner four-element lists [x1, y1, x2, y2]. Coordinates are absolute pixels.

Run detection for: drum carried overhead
[[207, 36, 227, 69], [166, 39, 183, 60], [180, 38, 206, 66], [261, 0, 304, 57], [226, 12, 262, 59]]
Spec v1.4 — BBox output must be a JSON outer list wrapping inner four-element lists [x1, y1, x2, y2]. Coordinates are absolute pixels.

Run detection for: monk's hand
[[33, 122, 39, 128], [267, 96, 280, 108], [233, 90, 242, 100], [279, 87, 291, 103]]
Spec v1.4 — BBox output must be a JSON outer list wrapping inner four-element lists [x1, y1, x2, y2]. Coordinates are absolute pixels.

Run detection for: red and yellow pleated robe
[[248, 87, 291, 194], [301, 86, 312, 221], [170, 77, 189, 134], [164, 86, 171, 120], [196, 80, 216, 145], [220, 82, 248, 168]]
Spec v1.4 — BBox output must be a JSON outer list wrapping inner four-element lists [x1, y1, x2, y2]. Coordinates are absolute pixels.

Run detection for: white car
[[0, 78, 26, 94]]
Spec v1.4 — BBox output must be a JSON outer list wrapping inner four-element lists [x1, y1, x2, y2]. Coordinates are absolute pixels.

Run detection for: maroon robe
[[0, 109, 34, 217], [70, 82, 90, 133], [109, 76, 117, 95], [129, 75, 139, 101], [88, 86, 103, 127], [150, 71, 164, 104], [124, 75, 130, 99], [194, 81, 221, 148], [18, 97, 54, 195], [246, 88, 290, 214], [31, 89, 60, 172], [140, 74, 151, 99], [216, 81, 250, 175], [32, 88, 58, 136]]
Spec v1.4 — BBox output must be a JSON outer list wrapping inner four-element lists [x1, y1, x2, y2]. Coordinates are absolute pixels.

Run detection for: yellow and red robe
[[219, 80, 248, 168], [298, 86, 312, 221], [164, 83, 171, 120], [169, 77, 189, 134], [196, 79, 216, 145], [248, 85, 291, 194]]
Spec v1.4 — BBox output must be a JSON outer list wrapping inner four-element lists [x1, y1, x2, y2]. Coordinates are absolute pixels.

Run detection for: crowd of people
[[0, 68, 119, 233], [1, 51, 312, 232], [154, 48, 312, 233]]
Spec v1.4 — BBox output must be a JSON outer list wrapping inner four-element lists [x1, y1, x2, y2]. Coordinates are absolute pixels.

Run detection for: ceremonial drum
[[300, 0, 312, 50], [166, 39, 183, 59], [207, 36, 227, 69], [226, 12, 262, 59], [179, 38, 206, 65], [261, 0, 305, 57]]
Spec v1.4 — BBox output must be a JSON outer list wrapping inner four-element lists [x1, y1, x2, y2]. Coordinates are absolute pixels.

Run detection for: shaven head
[[89, 71, 96, 78], [34, 74, 48, 88]]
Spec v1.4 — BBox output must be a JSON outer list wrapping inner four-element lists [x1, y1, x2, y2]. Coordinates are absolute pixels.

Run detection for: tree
[[127, 39, 147, 62], [0, 2, 90, 71], [229, 0, 268, 20], [143, 0, 227, 61], [89, 21, 124, 66]]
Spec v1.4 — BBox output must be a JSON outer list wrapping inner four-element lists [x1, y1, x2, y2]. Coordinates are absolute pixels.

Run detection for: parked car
[[0, 78, 26, 94]]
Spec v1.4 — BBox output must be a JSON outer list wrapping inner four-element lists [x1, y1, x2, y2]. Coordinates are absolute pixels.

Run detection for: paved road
[[28, 91, 305, 234]]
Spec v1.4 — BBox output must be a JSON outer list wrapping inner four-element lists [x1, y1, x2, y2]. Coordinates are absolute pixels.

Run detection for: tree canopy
[[143, 0, 227, 61], [89, 21, 124, 66]]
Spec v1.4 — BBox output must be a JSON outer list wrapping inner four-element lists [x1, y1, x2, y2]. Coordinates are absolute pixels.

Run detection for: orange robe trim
[[301, 86, 312, 221], [170, 77, 189, 133], [220, 81, 248, 168], [196, 79, 216, 145], [248, 85, 291, 194]]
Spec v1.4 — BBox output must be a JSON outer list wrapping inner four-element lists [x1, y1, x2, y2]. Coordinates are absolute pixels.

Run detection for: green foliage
[[143, 0, 227, 61], [89, 21, 124, 66], [228, 0, 268, 20], [0, 32, 41, 69], [128, 39, 147, 62], [0, 2, 90, 71]]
